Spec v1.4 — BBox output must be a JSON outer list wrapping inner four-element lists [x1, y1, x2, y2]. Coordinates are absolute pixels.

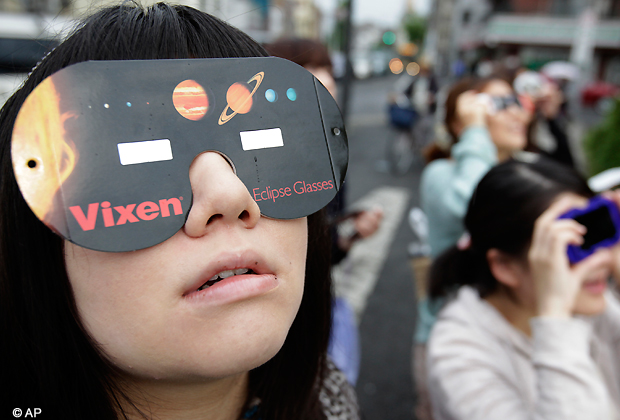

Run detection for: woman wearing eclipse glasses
[[0, 3, 358, 420]]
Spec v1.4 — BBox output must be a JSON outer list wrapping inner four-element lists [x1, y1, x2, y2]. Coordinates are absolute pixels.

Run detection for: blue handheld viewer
[[558, 196, 620, 264]]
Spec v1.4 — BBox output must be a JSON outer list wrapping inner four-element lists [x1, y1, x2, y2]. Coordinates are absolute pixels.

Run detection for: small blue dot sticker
[[287, 88, 297, 101], [126, 102, 132, 107], [265, 89, 278, 102]]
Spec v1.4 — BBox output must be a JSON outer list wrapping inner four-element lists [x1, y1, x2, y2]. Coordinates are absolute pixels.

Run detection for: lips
[[182, 251, 275, 298], [582, 279, 608, 295], [197, 268, 256, 291]]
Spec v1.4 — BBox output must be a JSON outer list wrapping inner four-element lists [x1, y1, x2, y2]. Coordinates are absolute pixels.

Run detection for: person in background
[[402, 58, 439, 147], [413, 75, 529, 420], [533, 81, 575, 167], [421, 75, 529, 257], [264, 38, 337, 98], [0, 4, 359, 419], [265, 38, 383, 386], [407, 59, 439, 117], [426, 157, 620, 420], [452, 53, 467, 79], [513, 70, 576, 168]]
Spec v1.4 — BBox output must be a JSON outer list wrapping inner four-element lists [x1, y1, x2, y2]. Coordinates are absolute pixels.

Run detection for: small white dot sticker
[[104, 104, 109, 108]]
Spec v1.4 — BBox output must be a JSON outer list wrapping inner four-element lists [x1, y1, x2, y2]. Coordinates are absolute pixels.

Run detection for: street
[[335, 73, 423, 420]]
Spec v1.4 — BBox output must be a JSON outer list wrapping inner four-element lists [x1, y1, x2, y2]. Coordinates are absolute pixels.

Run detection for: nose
[[592, 247, 614, 266], [508, 102, 528, 122], [183, 152, 261, 237]]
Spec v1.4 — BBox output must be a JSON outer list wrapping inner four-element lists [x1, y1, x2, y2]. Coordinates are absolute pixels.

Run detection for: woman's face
[[480, 80, 529, 159], [554, 195, 611, 316], [571, 262, 610, 316], [65, 152, 308, 381], [514, 194, 611, 316], [516, 253, 611, 316]]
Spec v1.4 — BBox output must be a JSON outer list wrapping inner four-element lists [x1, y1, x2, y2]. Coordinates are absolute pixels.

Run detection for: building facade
[[428, 0, 620, 83], [0, 0, 323, 43]]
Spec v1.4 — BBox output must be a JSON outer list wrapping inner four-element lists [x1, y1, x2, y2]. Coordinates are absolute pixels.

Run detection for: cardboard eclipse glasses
[[11, 58, 348, 252]]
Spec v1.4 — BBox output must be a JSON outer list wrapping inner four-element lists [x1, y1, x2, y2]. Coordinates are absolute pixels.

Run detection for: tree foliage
[[584, 99, 620, 176], [403, 14, 427, 43]]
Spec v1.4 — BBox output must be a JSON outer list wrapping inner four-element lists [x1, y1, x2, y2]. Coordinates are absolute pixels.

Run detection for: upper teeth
[[208, 268, 249, 281], [197, 268, 252, 291]]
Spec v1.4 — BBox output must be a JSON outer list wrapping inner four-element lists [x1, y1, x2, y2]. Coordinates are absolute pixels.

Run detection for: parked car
[[581, 80, 620, 112], [0, 13, 75, 105]]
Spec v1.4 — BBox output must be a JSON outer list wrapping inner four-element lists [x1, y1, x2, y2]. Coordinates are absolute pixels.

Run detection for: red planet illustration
[[172, 80, 209, 121]]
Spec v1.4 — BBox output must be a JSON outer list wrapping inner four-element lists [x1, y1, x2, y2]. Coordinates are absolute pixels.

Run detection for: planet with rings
[[218, 71, 264, 125]]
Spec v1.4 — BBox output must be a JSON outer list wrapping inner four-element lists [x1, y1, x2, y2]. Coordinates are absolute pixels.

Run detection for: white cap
[[588, 167, 620, 192]]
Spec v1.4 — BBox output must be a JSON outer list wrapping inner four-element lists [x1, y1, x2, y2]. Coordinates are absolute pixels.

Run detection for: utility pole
[[23, 0, 39, 13], [338, 0, 354, 123]]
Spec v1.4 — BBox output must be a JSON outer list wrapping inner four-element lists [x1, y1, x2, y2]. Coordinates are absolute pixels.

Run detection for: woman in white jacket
[[426, 156, 620, 420]]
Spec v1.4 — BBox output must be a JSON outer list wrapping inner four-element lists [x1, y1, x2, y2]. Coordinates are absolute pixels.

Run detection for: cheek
[[573, 279, 609, 316], [269, 217, 308, 275], [64, 244, 168, 363], [510, 263, 537, 308], [66, 245, 122, 328], [520, 274, 538, 308], [486, 114, 504, 142], [271, 218, 308, 305], [487, 113, 527, 149]]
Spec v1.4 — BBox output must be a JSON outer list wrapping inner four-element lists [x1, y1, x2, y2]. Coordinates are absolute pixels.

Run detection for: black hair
[[0, 3, 331, 419], [428, 156, 594, 300]]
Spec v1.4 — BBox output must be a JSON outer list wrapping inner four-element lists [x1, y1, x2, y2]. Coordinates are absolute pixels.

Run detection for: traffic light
[[382, 31, 396, 46]]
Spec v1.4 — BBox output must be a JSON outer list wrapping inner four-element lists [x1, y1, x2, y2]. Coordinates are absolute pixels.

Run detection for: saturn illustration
[[218, 71, 264, 125]]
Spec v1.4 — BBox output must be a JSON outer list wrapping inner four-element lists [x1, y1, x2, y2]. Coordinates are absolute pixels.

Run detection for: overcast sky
[[313, 0, 431, 27]]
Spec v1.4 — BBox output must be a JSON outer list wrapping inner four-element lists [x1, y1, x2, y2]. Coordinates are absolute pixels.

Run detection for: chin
[[106, 304, 298, 382], [573, 295, 607, 316], [194, 344, 285, 379], [224, 327, 290, 373], [496, 138, 526, 157], [510, 137, 527, 152], [187, 316, 294, 378], [126, 330, 290, 381]]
